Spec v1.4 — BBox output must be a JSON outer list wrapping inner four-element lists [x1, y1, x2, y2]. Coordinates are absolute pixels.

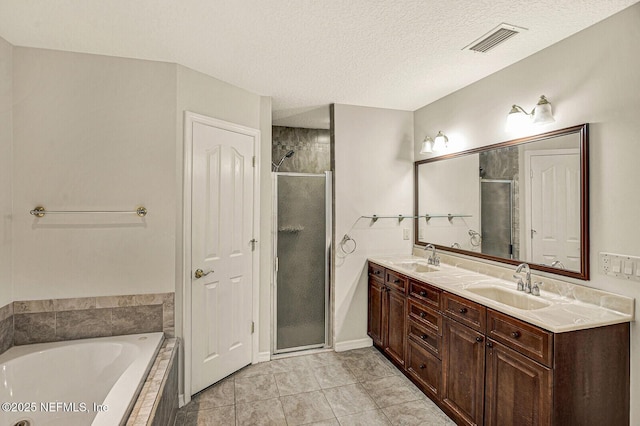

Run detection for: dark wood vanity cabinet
[[367, 263, 406, 367], [442, 317, 486, 426], [367, 261, 630, 426]]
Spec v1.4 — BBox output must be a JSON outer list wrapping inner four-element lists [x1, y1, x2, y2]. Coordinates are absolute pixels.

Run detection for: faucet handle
[[531, 282, 543, 296], [513, 275, 525, 291]]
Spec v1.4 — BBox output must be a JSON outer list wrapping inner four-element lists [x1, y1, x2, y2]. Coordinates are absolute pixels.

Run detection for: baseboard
[[255, 351, 271, 363], [334, 337, 373, 352]]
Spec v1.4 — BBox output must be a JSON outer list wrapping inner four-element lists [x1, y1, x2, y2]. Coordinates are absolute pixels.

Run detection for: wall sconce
[[506, 95, 555, 132], [420, 131, 449, 154]]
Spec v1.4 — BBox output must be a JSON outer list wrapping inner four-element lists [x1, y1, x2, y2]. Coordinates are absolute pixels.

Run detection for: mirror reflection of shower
[[272, 150, 295, 172]]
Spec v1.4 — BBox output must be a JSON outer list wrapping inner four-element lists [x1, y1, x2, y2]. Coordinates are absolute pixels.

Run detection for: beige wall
[[12, 48, 177, 300], [0, 37, 12, 308], [414, 3, 640, 422], [333, 104, 414, 348]]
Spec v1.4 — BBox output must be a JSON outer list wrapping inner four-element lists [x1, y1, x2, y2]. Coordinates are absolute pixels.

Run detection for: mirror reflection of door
[[525, 149, 580, 271]]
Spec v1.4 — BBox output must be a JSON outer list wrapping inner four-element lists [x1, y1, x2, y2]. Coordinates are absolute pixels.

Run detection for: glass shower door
[[274, 172, 331, 353]]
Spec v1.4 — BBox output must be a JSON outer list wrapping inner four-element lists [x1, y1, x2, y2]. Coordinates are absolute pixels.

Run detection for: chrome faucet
[[551, 260, 565, 269], [424, 244, 440, 266], [514, 263, 531, 293]]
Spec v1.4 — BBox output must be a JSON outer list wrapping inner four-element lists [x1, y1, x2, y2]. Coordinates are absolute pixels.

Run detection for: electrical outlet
[[600, 252, 640, 282], [403, 228, 410, 240]]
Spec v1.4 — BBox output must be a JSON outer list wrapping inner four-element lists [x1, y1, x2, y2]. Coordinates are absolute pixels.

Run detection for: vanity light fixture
[[420, 132, 449, 154], [506, 95, 555, 132], [420, 136, 434, 153]]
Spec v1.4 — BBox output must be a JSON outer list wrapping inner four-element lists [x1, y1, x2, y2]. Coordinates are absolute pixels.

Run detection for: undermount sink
[[466, 285, 552, 311], [393, 261, 439, 274]]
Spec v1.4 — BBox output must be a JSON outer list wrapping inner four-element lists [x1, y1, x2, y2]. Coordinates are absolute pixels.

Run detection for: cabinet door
[[485, 339, 551, 426], [442, 318, 485, 426], [384, 288, 406, 366], [368, 277, 385, 348]]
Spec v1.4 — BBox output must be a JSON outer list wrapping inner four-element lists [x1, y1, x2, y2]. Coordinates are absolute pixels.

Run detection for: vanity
[[367, 256, 632, 426]]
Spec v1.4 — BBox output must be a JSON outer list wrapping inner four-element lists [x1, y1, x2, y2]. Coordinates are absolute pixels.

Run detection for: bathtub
[[0, 332, 164, 426]]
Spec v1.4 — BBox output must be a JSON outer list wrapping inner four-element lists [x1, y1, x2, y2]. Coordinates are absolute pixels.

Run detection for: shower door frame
[[271, 171, 332, 355]]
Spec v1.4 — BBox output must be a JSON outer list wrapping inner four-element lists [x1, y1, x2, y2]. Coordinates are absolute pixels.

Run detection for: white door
[[190, 116, 256, 395], [527, 150, 580, 271]]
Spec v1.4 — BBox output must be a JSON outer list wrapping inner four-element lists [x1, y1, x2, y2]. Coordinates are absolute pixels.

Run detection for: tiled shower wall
[[272, 126, 331, 173], [0, 292, 174, 353]]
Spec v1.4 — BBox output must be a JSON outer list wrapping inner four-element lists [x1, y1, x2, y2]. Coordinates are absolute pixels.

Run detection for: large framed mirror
[[414, 124, 589, 280]]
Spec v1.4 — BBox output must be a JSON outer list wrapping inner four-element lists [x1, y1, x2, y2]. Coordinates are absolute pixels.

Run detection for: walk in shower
[[273, 172, 331, 354]]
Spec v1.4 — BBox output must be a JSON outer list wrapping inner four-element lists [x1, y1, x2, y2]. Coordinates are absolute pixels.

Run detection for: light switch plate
[[600, 252, 640, 282], [403, 228, 410, 240]]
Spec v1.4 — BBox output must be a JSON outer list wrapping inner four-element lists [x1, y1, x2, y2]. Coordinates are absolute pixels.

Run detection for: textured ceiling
[[0, 0, 637, 128]]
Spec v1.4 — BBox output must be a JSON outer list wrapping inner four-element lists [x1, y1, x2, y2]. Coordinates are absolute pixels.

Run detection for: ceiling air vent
[[463, 23, 527, 53]]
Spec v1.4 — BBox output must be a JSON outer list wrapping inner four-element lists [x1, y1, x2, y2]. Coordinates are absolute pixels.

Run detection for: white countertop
[[369, 255, 635, 333]]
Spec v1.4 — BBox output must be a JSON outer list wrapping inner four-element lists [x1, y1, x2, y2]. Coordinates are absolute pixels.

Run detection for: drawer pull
[[419, 312, 426, 318], [511, 331, 521, 339], [486, 341, 493, 348], [374, 270, 381, 275], [459, 308, 468, 314], [419, 364, 426, 369], [394, 279, 401, 284], [420, 334, 428, 340], [475, 336, 484, 343], [419, 290, 427, 297]]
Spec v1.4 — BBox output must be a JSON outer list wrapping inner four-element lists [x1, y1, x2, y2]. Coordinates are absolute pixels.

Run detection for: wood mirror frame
[[414, 123, 589, 280]]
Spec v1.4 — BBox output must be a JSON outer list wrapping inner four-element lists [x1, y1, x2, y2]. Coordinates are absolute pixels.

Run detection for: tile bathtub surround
[[12, 292, 174, 345], [127, 337, 179, 426], [175, 346, 455, 426], [0, 302, 13, 354]]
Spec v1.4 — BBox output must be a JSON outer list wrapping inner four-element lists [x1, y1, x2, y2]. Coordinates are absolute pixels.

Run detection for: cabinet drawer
[[408, 319, 441, 358], [487, 309, 553, 367], [408, 299, 442, 334], [409, 280, 441, 309], [406, 339, 441, 400], [386, 270, 407, 293], [368, 263, 384, 281], [442, 292, 486, 333]]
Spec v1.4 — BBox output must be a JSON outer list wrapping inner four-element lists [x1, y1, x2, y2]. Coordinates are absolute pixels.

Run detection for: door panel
[[529, 151, 580, 271], [191, 120, 255, 395]]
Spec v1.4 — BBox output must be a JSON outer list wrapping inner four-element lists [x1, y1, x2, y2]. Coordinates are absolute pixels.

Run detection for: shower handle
[[194, 268, 214, 279]]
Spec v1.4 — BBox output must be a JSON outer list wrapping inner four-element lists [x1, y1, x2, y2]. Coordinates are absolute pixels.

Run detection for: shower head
[[272, 150, 295, 171]]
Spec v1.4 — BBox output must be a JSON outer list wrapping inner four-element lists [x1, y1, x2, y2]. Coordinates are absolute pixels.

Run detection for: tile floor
[[174, 346, 455, 426]]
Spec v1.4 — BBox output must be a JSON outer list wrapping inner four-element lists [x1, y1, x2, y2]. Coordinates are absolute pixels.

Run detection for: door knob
[[194, 268, 214, 279]]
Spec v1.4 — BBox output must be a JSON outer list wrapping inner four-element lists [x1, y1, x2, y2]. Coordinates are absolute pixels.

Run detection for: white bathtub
[[0, 332, 164, 426]]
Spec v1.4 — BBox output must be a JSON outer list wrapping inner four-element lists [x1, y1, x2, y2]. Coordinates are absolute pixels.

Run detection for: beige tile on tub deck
[[56, 308, 112, 340], [112, 305, 163, 335], [135, 293, 166, 305], [14, 299, 54, 313], [0, 302, 13, 321], [14, 312, 56, 344], [96, 295, 137, 308], [53, 297, 96, 311]]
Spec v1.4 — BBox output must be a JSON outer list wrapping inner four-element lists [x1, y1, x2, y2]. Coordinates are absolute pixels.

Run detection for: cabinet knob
[[420, 334, 428, 340], [419, 312, 426, 318], [374, 270, 381, 275], [475, 336, 484, 343], [394, 279, 401, 284], [511, 331, 521, 339], [459, 308, 468, 314], [419, 364, 426, 369], [419, 290, 427, 297], [486, 341, 493, 348]]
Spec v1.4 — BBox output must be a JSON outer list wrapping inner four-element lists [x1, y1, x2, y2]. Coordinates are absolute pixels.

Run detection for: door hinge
[[252, 156, 256, 167], [251, 321, 255, 334]]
